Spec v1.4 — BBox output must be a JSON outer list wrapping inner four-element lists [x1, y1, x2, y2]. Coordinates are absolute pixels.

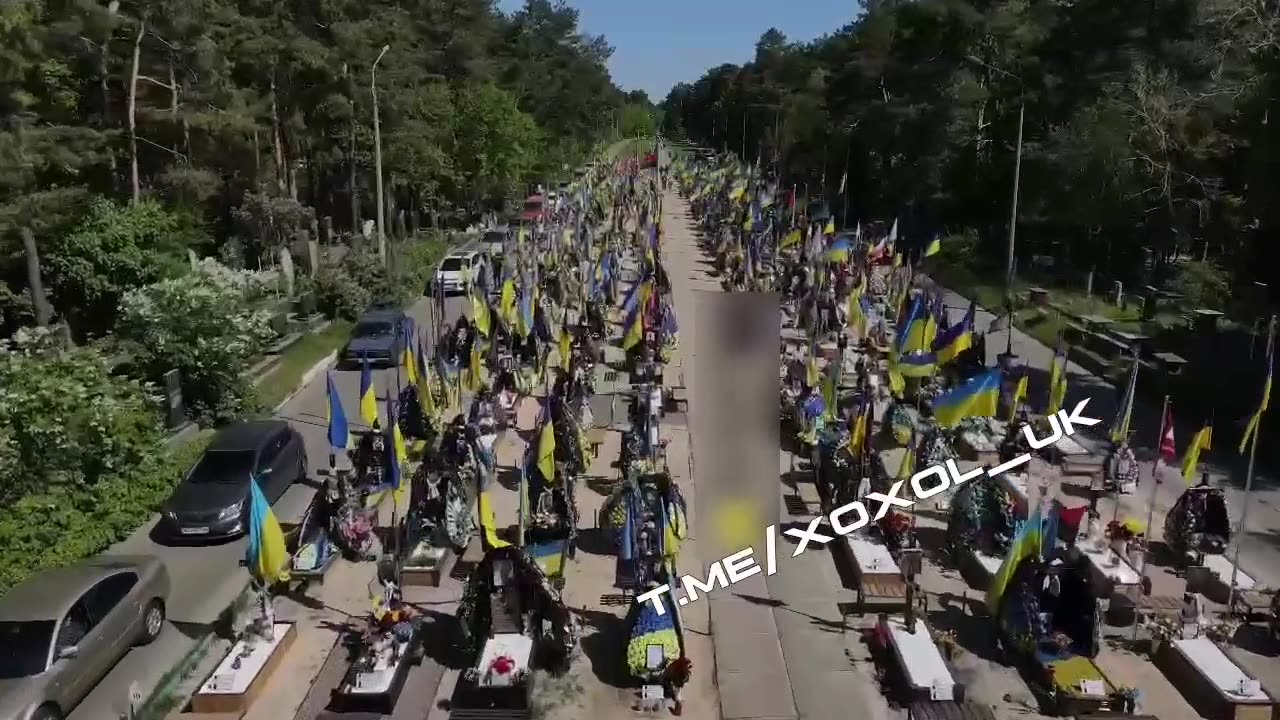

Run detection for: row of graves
[[164, 156, 691, 720], [676, 150, 1280, 720]]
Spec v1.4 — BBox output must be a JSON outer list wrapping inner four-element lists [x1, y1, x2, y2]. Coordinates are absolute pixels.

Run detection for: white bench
[[883, 617, 956, 701]]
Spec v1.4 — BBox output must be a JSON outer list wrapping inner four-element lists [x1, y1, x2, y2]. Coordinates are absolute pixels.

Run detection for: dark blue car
[[343, 307, 407, 367]]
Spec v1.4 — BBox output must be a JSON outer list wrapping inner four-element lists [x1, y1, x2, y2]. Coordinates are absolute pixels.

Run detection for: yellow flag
[[536, 420, 556, 482], [418, 364, 437, 419], [472, 293, 491, 337], [559, 326, 571, 368], [824, 219, 835, 235], [924, 236, 941, 257], [500, 280, 517, 326], [402, 346, 418, 386], [1008, 375, 1028, 422], [479, 491, 511, 549], [1182, 426, 1212, 484], [781, 229, 802, 249], [392, 422, 410, 509]]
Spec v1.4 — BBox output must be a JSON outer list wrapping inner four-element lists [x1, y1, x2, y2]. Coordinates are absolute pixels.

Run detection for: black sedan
[[158, 421, 307, 541]]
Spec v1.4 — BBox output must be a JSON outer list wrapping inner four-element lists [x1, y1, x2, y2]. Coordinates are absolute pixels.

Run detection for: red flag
[[1057, 504, 1088, 529], [1159, 405, 1176, 461]]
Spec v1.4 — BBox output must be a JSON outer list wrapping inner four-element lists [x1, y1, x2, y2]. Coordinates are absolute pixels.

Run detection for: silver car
[[0, 556, 170, 720]]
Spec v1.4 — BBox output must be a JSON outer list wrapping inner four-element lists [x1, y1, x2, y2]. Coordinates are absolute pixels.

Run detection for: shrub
[[0, 431, 212, 595], [0, 326, 163, 508], [1170, 259, 1229, 309], [118, 264, 275, 422]]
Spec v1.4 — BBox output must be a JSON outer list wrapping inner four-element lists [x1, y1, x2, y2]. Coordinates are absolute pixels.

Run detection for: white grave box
[[190, 622, 296, 715]]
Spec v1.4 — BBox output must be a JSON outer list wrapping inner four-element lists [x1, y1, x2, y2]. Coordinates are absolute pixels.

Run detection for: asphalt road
[[70, 291, 469, 720]]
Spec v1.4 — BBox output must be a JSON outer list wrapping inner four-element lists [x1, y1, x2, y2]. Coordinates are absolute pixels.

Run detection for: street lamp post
[[372, 44, 390, 265]]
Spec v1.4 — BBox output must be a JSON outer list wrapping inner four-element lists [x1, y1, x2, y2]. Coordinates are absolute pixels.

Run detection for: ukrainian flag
[[825, 236, 851, 263], [895, 351, 937, 378], [359, 356, 378, 428], [986, 502, 1044, 613], [245, 476, 290, 584], [933, 302, 975, 366], [622, 299, 645, 351], [897, 296, 935, 355], [1008, 374, 1029, 422], [418, 353, 437, 420], [823, 218, 836, 236], [622, 279, 649, 317], [386, 400, 410, 509], [932, 368, 1001, 428], [467, 340, 485, 392], [401, 325, 419, 387], [559, 322, 572, 367], [781, 229, 802, 249], [627, 596, 681, 678], [326, 371, 351, 450], [528, 540, 565, 577]]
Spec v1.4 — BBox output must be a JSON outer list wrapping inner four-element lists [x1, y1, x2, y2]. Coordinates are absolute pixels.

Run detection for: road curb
[[272, 350, 339, 414]]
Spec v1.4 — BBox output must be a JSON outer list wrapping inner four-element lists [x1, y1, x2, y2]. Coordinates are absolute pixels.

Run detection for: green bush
[[0, 327, 163, 507], [0, 430, 212, 594], [1171, 260, 1229, 309], [118, 266, 275, 423], [313, 234, 451, 320]]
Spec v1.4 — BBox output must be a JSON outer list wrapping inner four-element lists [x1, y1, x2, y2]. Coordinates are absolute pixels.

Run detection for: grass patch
[[254, 321, 353, 409]]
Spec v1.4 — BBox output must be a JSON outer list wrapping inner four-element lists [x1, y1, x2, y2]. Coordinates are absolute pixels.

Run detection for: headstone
[[1113, 281, 1123, 307], [279, 248, 296, 297], [188, 248, 199, 270], [162, 369, 185, 429], [307, 240, 320, 277], [320, 215, 332, 245], [362, 219, 375, 240], [395, 209, 407, 239], [1085, 269, 1094, 298]]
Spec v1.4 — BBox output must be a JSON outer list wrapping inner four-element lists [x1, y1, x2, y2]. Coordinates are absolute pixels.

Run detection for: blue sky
[[496, 0, 862, 101]]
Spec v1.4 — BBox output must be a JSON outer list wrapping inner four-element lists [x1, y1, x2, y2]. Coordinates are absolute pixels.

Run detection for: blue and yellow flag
[[359, 356, 378, 428], [986, 502, 1044, 613], [622, 296, 646, 351], [825, 236, 851, 263], [933, 301, 974, 366], [246, 476, 290, 584], [499, 279, 518, 328], [326, 371, 351, 450], [933, 368, 1001, 428], [385, 399, 410, 509], [401, 323, 419, 387]]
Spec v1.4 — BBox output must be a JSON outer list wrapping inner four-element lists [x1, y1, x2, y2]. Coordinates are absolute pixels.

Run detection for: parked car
[[342, 307, 408, 366], [157, 420, 307, 541], [518, 194, 545, 223], [435, 251, 479, 295], [481, 228, 508, 257], [0, 555, 170, 720]]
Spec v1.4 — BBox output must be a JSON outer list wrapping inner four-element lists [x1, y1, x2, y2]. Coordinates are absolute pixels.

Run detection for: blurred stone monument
[[279, 247, 295, 297], [188, 248, 199, 270]]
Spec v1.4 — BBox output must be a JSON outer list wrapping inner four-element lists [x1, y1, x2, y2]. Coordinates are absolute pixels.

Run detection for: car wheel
[[138, 599, 165, 645], [31, 705, 62, 720]]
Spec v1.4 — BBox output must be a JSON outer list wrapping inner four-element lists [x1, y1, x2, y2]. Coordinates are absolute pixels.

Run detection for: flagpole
[[1133, 393, 1170, 642], [1228, 315, 1275, 612]]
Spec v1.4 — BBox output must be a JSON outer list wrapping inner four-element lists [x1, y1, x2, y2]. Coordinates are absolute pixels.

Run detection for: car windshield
[[440, 257, 464, 271], [484, 232, 505, 244], [188, 450, 254, 483], [0, 621, 54, 678], [354, 321, 394, 337], [522, 201, 542, 214]]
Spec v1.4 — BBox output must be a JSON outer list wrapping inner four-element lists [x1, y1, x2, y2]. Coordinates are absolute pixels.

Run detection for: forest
[[659, 0, 1278, 298], [1, 0, 657, 337]]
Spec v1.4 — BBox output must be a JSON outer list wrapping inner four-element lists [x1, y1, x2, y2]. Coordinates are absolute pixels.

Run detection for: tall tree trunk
[[101, 2, 120, 194], [270, 74, 286, 194], [127, 19, 144, 204], [252, 127, 261, 180], [20, 227, 52, 327], [169, 62, 180, 158], [345, 63, 360, 232]]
